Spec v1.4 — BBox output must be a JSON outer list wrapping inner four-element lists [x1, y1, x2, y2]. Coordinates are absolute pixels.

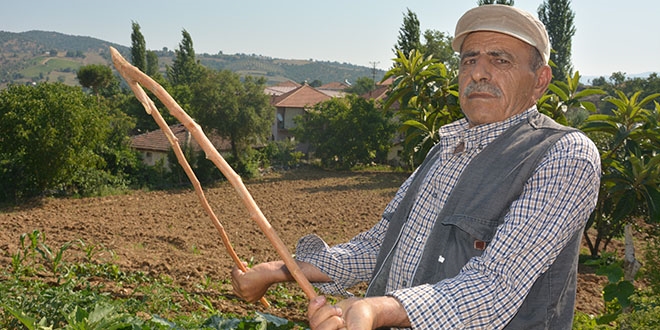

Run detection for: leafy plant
[[584, 252, 636, 325], [382, 49, 461, 168], [1, 233, 309, 329], [537, 71, 606, 126], [293, 94, 396, 170], [580, 92, 660, 257]]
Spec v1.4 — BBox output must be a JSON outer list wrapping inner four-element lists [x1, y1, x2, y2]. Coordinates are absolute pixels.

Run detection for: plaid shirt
[[296, 107, 601, 329]]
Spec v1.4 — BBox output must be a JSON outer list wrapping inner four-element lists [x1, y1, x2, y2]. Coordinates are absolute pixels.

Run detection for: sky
[[2, 0, 659, 78]]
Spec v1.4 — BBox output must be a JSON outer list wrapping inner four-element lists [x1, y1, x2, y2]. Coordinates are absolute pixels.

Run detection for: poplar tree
[[393, 8, 421, 57], [538, 0, 576, 82], [130, 22, 146, 72], [146, 50, 160, 77], [167, 29, 203, 86]]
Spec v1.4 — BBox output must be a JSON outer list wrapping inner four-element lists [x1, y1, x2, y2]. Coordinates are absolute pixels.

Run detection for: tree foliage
[[189, 68, 274, 174], [167, 29, 203, 87], [393, 8, 422, 59], [421, 30, 459, 72], [146, 50, 160, 77], [345, 76, 375, 95], [293, 95, 396, 169], [0, 83, 134, 201], [76, 64, 115, 97], [581, 91, 660, 256], [130, 21, 146, 72], [383, 50, 461, 168], [538, 0, 576, 82]]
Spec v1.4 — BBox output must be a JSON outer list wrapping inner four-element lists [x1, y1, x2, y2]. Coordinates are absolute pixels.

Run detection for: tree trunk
[[623, 224, 641, 282]]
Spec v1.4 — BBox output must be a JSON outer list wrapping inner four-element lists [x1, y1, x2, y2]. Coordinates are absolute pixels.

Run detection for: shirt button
[[415, 236, 422, 243], [402, 280, 408, 287]]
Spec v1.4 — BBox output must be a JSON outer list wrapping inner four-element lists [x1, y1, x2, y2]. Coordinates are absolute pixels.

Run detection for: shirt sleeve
[[295, 171, 416, 296], [389, 131, 602, 329]]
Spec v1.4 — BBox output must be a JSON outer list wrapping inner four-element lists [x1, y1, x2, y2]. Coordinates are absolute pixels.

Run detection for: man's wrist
[[367, 296, 411, 328]]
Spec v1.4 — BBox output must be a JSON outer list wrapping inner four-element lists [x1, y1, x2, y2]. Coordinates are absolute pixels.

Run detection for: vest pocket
[[441, 214, 499, 241], [440, 214, 500, 257], [415, 215, 501, 281]]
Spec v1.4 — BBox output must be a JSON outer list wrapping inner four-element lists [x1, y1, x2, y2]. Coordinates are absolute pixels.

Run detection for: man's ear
[[533, 65, 553, 99]]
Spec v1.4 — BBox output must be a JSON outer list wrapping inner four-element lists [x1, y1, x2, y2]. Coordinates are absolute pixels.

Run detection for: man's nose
[[470, 58, 491, 82]]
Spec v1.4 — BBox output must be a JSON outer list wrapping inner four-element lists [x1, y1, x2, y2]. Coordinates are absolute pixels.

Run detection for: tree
[[0, 83, 128, 201], [167, 29, 203, 86], [580, 91, 660, 257], [345, 76, 375, 95], [383, 50, 461, 168], [393, 8, 422, 58], [293, 95, 396, 169], [477, 0, 515, 5], [421, 30, 459, 72], [146, 50, 161, 78], [76, 64, 115, 98], [130, 21, 146, 72], [538, 0, 576, 82], [189, 68, 273, 175]]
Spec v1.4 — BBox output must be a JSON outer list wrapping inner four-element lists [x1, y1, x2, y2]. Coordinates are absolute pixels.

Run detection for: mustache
[[464, 82, 502, 97]]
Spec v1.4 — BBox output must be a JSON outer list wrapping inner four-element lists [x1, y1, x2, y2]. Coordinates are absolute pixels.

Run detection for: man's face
[[458, 31, 549, 127]]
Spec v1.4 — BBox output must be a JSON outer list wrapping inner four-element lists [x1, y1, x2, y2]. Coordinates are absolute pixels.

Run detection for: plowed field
[[0, 167, 606, 323]]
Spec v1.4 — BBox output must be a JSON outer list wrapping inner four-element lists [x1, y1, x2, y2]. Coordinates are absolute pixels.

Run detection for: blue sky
[[3, 1, 659, 78]]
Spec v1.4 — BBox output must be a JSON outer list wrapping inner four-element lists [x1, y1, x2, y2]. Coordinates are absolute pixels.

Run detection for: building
[[130, 123, 231, 169], [269, 83, 336, 142]]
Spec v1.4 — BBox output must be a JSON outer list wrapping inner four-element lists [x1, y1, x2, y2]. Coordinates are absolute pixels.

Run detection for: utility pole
[[369, 61, 380, 90]]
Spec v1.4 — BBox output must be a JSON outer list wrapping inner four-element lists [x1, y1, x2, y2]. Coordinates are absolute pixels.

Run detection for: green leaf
[[547, 83, 569, 100], [596, 262, 624, 283]]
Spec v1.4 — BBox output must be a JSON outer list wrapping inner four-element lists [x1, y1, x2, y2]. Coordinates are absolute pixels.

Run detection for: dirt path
[[0, 167, 605, 322]]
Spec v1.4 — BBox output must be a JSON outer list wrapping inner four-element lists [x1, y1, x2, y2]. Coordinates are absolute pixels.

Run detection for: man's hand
[[231, 261, 280, 303], [231, 260, 332, 303], [307, 295, 410, 329]]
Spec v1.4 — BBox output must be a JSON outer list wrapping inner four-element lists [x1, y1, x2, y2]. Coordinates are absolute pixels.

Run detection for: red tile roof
[[361, 84, 390, 101], [319, 81, 351, 91], [131, 124, 231, 152], [264, 80, 302, 96], [272, 84, 332, 108]]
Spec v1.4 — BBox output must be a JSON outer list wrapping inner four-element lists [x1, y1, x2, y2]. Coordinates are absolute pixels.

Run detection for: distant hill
[[0, 30, 385, 89]]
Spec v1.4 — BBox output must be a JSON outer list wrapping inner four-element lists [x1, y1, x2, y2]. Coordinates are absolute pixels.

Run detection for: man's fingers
[[308, 296, 346, 330]]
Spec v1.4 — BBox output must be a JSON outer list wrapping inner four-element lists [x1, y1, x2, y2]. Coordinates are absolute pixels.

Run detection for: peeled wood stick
[[109, 47, 317, 302], [119, 78, 269, 308]]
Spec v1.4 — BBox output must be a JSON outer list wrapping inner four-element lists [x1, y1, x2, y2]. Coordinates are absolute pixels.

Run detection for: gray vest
[[366, 112, 579, 329]]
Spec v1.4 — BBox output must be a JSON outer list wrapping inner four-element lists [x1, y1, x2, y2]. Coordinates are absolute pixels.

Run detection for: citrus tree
[[293, 94, 395, 169], [0, 83, 132, 201], [580, 91, 660, 257], [383, 50, 461, 168]]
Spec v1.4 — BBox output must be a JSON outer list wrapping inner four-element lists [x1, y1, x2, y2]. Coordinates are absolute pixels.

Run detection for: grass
[[20, 56, 81, 78], [0, 230, 308, 329]]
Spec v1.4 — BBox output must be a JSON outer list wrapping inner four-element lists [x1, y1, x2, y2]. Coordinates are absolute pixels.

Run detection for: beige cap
[[452, 4, 551, 64]]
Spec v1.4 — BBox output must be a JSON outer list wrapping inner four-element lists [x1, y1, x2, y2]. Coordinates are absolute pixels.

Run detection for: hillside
[[0, 30, 385, 88]]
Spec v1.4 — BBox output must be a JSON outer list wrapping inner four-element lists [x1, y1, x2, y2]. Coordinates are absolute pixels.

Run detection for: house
[[359, 76, 394, 101], [130, 123, 231, 169], [269, 83, 334, 143], [264, 80, 301, 96]]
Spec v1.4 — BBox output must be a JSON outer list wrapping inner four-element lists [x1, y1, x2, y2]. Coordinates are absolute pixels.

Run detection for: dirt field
[[0, 167, 606, 323]]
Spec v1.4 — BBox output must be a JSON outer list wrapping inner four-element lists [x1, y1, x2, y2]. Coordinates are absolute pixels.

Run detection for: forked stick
[[109, 47, 317, 304]]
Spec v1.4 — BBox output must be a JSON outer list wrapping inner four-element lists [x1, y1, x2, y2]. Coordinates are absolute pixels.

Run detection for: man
[[232, 5, 601, 329]]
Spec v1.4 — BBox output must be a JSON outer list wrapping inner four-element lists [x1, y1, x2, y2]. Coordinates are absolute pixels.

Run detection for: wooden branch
[[109, 47, 317, 303]]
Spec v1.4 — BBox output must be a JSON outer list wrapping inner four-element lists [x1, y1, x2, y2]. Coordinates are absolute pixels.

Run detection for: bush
[[260, 140, 305, 169], [0, 83, 136, 202]]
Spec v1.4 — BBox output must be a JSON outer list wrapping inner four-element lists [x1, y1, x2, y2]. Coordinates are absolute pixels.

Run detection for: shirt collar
[[438, 106, 540, 151]]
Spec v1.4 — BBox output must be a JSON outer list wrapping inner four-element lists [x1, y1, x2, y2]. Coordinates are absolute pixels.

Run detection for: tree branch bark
[[109, 46, 317, 304]]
